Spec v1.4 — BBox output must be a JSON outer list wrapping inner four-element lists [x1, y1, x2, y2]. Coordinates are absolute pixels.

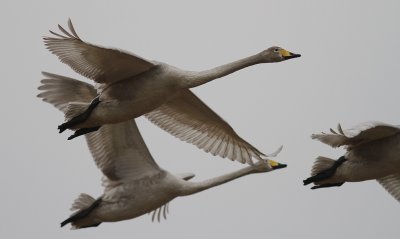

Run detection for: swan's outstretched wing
[[85, 120, 161, 181], [311, 122, 400, 149], [43, 19, 155, 84], [38, 72, 160, 182], [145, 89, 269, 165], [377, 173, 400, 202], [38, 72, 97, 110]]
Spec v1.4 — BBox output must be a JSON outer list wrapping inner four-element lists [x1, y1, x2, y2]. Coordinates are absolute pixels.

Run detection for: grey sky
[[1, 0, 399, 238]]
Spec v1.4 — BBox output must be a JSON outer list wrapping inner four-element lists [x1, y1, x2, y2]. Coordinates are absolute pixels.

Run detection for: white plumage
[[43, 19, 300, 164], [38, 73, 286, 229], [305, 122, 400, 202]]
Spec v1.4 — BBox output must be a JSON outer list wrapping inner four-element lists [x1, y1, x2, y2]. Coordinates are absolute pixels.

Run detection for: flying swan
[[37, 72, 287, 229], [303, 122, 400, 202], [43, 19, 300, 165]]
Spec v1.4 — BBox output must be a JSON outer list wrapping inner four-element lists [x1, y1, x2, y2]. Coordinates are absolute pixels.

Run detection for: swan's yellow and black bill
[[280, 49, 301, 60], [268, 160, 287, 169]]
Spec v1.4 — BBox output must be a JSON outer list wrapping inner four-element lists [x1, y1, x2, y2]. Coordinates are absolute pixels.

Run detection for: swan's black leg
[[67, 126, 101, 140], [303, 156, 347, 185], [311, 182, 344, 190], [60, 198, 102, 227], [58, 96, 101, 133]]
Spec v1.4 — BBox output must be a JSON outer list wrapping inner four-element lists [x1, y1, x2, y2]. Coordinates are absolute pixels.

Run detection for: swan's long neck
[[183, 53, 266, 88], [179, 166, 259, 196]]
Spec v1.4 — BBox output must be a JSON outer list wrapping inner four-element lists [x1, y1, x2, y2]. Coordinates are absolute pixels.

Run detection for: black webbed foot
[[303, 156, 347, 186], [58, 96, 101, 133], [303, 169, 337, 185], [311, 182, 345, 190], [60, 198, 102, 227], [67, 126, 101, 140]]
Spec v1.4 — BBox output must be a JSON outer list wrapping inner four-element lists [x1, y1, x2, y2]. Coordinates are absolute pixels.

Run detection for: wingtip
[[265, 145, 283, 157], [337, 123, 344, 134], [41, 71, 51, 77], [67, 18, 73, 29], [310, 133, 321, 140]]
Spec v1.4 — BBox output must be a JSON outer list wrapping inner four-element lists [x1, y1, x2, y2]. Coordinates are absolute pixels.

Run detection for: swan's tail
[[61, 193, 102, 229]]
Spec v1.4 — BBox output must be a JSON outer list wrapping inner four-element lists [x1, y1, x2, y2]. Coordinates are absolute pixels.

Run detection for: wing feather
[[312, 122, 400, 149], [377, 173, 400, 202], [44, 19, 155, 84], [37, 73, 160, 182], [85, 120, 161, 181], [146, 89, 268, 164], [38, 72, 97, 111]]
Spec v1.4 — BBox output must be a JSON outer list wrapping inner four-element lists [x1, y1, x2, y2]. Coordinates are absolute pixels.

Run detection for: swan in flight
[[37, 72, 287, 229], [303, 122, 400, 202], [43, 19, 300, 164]]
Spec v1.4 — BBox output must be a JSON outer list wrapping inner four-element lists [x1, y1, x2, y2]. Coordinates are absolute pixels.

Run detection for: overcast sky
[[1, 0, 399, 238]]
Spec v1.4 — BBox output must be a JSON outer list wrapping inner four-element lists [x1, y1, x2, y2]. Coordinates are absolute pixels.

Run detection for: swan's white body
[[43, 19, 300, 164], [37, 73, 286, 229], [309, 122, 400, 202], [75, 63, 186, 126]]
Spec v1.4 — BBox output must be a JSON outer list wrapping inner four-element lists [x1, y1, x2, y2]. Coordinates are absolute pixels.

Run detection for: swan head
[[260, 46, 301, 62], [268, 159, 287, 170], [253, 159, 287, 172]]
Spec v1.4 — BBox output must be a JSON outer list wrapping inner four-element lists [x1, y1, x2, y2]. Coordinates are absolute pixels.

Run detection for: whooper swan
[[43, 19, 300, 165], [304, 122, 400, 202], [37, 72, 287, 229]]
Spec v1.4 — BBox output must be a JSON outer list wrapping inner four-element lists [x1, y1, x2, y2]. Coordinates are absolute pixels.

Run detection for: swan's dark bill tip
[[284, 53, 301, 60], [272, 163, 287, 169], [311, 182, 345, 190]]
